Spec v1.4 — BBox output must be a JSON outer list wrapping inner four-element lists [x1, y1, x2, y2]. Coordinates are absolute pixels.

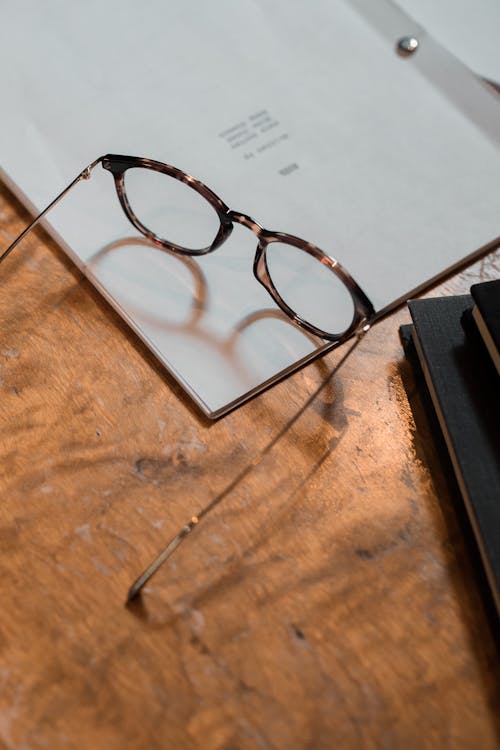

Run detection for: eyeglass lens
[[265, 242, 355, 334], [124, 167, 220, 250]]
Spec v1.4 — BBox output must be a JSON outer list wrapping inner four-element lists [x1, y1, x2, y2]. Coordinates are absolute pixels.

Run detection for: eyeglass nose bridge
[[227, 210, 266, 238]]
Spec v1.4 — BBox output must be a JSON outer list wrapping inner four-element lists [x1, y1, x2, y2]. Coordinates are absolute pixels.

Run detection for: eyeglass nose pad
[[253, 242, 270, 290]]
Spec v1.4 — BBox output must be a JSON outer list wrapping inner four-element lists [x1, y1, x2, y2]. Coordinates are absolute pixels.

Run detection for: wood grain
[[0, 182, 499, 749]]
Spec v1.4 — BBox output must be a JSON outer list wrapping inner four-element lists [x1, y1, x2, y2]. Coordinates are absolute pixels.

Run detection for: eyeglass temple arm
[[126, 327, 372, 604], [0, 156, 103, 267]]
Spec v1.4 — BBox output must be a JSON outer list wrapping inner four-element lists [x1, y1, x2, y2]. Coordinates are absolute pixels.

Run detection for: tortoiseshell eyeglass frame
[[0, 153, 375, 342]]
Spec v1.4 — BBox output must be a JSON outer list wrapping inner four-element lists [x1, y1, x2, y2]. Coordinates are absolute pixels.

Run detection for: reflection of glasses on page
[[1, 154, 375, 342]]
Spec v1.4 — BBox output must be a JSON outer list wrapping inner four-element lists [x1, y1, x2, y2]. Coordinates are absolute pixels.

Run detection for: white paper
[[1, 0, 499, 416]]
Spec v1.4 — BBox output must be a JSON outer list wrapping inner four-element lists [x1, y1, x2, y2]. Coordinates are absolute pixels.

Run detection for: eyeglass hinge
[[355, 320, 371, 340], [79, 156, 106, 181]]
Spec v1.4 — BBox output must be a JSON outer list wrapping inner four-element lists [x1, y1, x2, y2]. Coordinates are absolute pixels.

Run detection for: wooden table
[[0, 182, 499, 749]]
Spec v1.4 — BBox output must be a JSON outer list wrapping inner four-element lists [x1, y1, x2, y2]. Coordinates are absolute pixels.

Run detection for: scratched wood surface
[[0, 182, 499, 749]]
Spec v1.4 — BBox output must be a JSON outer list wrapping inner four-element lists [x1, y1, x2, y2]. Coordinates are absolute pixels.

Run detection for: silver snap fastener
[[396, 36, 419, 57]]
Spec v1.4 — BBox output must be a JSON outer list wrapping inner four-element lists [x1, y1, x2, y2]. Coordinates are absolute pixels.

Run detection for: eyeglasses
[[1, 154, 375, 342], [1, 153, 376, 600]]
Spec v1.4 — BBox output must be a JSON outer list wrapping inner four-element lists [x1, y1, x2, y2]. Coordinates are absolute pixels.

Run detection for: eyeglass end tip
[[126, 582, 142, 604]]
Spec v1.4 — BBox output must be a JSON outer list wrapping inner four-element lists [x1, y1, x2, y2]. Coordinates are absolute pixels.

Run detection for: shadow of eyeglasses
[[87, 236, 331, 382]]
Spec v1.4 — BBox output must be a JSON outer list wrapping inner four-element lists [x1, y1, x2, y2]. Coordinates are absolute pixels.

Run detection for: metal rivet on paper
[[396, 36, 419, 57]]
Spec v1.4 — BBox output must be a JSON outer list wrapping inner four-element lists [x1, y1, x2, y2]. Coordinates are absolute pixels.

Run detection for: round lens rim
[[254, 233, 375, 341], [105, 155, 233, 256]]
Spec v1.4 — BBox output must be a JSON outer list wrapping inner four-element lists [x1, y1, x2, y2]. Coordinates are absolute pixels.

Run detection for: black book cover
[[407, 295, 500, 612], [471, 279, 500, 376]]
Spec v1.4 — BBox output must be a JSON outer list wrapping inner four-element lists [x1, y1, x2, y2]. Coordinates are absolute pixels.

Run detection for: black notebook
[[471, 279, 500, 376], [406, 295, 500, 612]]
